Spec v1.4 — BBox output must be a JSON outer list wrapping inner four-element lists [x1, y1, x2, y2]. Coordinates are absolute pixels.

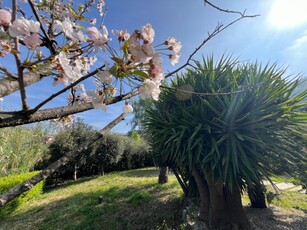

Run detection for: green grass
[[1, 168, 306, 230], [0, 168, 183, 230], [270, 175, 300, 184]]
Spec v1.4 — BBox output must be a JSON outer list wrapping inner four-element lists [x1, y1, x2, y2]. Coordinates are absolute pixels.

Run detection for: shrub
[[0, 171, 45, 217], [0, 125, 48, 176]]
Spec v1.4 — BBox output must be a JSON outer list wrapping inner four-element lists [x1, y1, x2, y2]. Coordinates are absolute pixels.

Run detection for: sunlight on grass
[[1, 168, 306, 229], [1, 168, 184, 230]]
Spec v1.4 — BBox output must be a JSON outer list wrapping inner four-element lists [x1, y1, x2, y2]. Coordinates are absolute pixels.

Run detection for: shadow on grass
[[1, 182, 183, 230], [246, 206, 307, 230], [118, 167, 160, 178], [43, 176, 98, 192]]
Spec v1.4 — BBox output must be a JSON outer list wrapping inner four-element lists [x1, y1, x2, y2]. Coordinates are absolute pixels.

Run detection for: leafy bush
[[116, 134, 153, 171], [0, 171, 45, 217], [89, 134, 126, 175], [0, 125, 48, 176], [35, 119, 96, 182]]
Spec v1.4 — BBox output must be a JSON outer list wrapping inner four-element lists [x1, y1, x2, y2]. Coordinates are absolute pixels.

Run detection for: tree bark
[[248, 184, 267, 209], [0, 72, 41, 98], [192, 168, 210, 224], [158, 166, 168, 184], [0, 113, 126, 207], [0, 90, 138, 128], [205, 174, 251, 230]]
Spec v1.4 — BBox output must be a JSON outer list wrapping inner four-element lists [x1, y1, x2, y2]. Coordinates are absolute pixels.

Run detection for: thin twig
[[28, 0, 56, 54], [204, 0, 261, 17], [31, 65, 105, 113], [165, 3, 259, 79], [0, 65, 17, 79], [12, 0, 29, 111]]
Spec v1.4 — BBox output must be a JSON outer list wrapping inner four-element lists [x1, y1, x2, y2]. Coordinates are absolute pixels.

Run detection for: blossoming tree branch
[[0, 0, 182, 127], [0, 0, 257, 206]]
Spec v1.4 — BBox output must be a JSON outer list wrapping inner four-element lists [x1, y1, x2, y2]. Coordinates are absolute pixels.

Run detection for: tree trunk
[[73, 163, 77, 180], [0, 113, 126, 207], [0, 90, 138, 128], [172, 167, 188, 197], [192, 168, 210, 224], [205, 175, 251, 230], [158, 166, 168, 184], [99, 165, 105, 176], [248, 184, 267, 208]]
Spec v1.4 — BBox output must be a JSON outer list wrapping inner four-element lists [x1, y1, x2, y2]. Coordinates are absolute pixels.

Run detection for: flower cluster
[[8, 14, 42, 50], [0, 0, 182, 116], [52, 52, 96, 86], [165, 37, 182, 66], [67, 84, 91, 105]]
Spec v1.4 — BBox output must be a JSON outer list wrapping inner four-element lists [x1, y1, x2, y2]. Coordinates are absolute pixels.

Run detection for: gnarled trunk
[[204, 174, 251, 230], [192, 168, 210, 224]]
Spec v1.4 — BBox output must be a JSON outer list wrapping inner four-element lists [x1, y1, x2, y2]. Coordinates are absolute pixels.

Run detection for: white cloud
[[267, 0, 307, 29], [287, 30, 307, 50], [282, 31, 307, 75]]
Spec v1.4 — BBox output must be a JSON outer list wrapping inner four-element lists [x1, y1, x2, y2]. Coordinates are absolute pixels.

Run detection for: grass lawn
[[0, 168, 183, 230], [1, 167, 306, 230]]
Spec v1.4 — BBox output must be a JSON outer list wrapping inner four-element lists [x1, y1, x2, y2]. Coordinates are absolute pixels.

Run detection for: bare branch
[[31, 65, 105, 113], [0, 72, 42, 98], [0, 90, 138, 128], [28, 0, 56, 54], [0, 112, 126, 207], [204, 0, 260, 17], [165, 2, 259, 79], [0, 65, 16, 79], [12, 0, 30, 111]]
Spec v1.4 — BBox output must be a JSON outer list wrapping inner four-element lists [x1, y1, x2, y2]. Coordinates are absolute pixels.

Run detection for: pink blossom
[[97, 0, 105, 16], [23, 33, 42, 50], [123, 102, 133, 113], [79, 84, 85, 91], [54, 18, 87, 43], [148, 63, 164, 82], [141, 23, 155, 44], [90, 18, 97, 25], [169, 53, 181, 66], [87, 25, 110, 51], [54, 52, 83, 85], [0, 9, 11, 27], [166, 37, 182, 54], [52, 74, 69, 86], [139, 79, 160, 100], [165, 37, 182, 53], [87, 90, 107, 111], [0, 41, 11, 52], [129, 42, 154, 62], [9, 18, 40, 38], [97, 67, 112, 85], [9, 18, 30, 37], [112, 29, 130, 42]]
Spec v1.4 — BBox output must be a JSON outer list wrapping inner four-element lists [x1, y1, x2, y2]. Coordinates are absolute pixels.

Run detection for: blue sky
[[1, 0, 307, 133]]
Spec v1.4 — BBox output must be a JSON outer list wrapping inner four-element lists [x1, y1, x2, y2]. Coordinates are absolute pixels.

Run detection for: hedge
[[0, 171, 45, 218]]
